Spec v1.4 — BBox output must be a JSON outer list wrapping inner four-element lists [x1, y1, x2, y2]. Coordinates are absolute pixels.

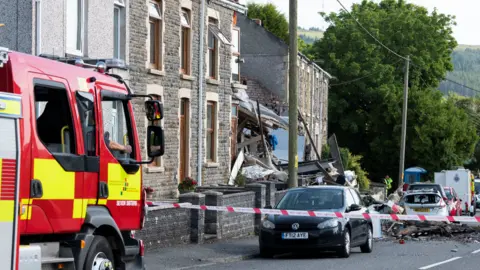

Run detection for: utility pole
[[398, 56, 410, 188], [288, 0, 298, 188]]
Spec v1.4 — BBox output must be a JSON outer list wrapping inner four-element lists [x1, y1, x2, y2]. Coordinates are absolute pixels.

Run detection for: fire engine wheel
[[84, 236, 115, 270]]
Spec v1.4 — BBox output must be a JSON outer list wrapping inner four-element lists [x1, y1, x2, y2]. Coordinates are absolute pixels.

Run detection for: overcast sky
[[239, 0, 480, 45]]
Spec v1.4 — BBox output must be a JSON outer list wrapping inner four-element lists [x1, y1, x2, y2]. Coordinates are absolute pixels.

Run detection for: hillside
[[297, 27, 324, 44], [439, 46, 480, 97]]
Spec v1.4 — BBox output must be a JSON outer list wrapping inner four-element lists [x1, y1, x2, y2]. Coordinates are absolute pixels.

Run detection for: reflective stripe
[[0, 200, 14, 221], [107, 163, 141, 200], [0, 93, 21, 118], [33, 159, 75, 199], [72, 199, 89, 219]]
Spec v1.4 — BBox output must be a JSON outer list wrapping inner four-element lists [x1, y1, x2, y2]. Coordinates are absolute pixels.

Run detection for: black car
[[259, 186, 373, 258]]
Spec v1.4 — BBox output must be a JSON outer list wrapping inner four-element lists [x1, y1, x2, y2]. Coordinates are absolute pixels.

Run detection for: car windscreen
[[405, 194, 441, 204], [275, 189, 344, 210], [444, 189, 453, 200]]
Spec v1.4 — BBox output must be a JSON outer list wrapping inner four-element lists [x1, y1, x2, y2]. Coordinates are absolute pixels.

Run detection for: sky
[[238, 0, 480, 45]]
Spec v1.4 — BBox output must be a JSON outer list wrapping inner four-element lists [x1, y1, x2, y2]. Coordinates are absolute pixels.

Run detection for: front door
[[179, 98, 189, 182], [96, 87, 142, 230]]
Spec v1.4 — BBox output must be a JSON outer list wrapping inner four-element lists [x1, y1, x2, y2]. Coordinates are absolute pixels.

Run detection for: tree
[[246, 3, 289, 43], [311, 0, 478, 185]]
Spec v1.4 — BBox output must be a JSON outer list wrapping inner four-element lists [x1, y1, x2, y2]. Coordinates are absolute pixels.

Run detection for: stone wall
[[221, 191, 255, 238], [129, 0, 237, 200], [136, 207, 191, 249]]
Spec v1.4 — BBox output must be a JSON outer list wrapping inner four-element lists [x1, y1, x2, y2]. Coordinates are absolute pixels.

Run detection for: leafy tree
[[298, 38, 314, 59], [311, 0, 478, 186], [246, 3, 289, 43]]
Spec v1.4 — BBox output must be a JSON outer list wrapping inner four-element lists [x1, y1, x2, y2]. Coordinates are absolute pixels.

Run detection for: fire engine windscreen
[[101, 96, 134, 160]]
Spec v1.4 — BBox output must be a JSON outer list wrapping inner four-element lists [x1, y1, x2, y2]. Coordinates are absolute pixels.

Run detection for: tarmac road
[[175, 240, 480, 270]]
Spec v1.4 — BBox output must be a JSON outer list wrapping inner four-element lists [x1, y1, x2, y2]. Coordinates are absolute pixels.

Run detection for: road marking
[[472, 248, 480, 254], [418, 257, 462, 269]]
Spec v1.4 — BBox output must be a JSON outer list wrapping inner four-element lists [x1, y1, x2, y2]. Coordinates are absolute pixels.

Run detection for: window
[[206, 101, 216, 161], [148, 95, 162, 167], [349, 189, 363, 206], [76, 92, 96, 156], [34, 82, 76, 154], [149, 0, 163, 70], [101, 96, 135, 160], [181, 9, 191, 74], [345, 189, 355, 207], [208, 18, 218, 79], [114, 0, 126, 60], [231, 27, 240, 81], [66, 0, 84, 55]]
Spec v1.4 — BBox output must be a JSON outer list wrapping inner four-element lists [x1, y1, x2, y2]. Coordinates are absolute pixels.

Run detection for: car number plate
[[282, 232, 308, 239], [415, 208, 430, 212]]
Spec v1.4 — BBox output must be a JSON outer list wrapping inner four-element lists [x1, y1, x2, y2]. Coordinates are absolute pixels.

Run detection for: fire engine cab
[[0, 47, 165, 270]]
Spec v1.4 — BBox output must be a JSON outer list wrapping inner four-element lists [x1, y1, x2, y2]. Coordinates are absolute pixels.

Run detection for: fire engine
[[0, 47, 165, 270]]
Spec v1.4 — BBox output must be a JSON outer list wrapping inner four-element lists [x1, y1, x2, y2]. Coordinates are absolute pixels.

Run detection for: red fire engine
[[0, 47, 165, 270]]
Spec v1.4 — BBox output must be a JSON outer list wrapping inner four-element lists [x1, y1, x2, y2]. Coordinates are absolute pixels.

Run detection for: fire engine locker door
[[0, 94, 22, 270]]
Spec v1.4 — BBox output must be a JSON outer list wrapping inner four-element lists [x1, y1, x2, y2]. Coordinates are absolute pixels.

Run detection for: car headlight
[[262, 220, 275, 229], [317, 219, 339, 229]]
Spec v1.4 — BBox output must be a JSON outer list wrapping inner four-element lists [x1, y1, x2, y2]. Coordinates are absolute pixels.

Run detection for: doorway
[[179, 98, 190, 182]]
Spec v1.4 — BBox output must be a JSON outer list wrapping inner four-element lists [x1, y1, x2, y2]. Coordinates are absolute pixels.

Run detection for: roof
[[405, 167, 427, 173]]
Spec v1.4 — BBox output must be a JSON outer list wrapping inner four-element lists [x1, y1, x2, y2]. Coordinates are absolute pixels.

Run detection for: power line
[[444, 78, 480, 94], [334, 0, 408, 61]]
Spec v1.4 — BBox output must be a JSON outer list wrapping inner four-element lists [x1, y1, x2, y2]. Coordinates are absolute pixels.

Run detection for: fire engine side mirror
[[147, 125, 164, 158], [145, 100, 163, 121]]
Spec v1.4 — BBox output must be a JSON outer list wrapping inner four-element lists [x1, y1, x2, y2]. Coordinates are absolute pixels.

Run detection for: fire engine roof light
[[96, 61, 106, 73], [104, 58, 127, 70], [75, 58, 85, 67]]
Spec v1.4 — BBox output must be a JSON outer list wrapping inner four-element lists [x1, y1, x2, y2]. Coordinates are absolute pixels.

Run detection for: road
[[157, 240, 480, 270]]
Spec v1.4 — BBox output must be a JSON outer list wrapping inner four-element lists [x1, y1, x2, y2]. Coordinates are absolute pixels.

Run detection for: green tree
[[311, 0, 477, 186], [246, 3, 289, 43]]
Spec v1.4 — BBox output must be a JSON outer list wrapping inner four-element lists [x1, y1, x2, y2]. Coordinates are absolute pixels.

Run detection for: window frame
[[206, 101, 217, 162], [180, 8, 191, 75], [66, 0, 85, 56], [147, 94, 163, 168], [148, 0, 163, 70], [208, 18, 219, 79], [100, 91, 136, 161], [231, 27, 240, 82], [345, 189, 355, 207], [76, 91, 97, 156], [113, 0, 126, 60]]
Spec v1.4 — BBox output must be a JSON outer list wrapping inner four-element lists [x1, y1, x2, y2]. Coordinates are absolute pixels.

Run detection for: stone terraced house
[[0, 0, 248, 199]]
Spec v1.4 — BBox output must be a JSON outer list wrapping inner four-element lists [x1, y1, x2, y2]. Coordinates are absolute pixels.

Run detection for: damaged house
[[228, 13, 340, 186]]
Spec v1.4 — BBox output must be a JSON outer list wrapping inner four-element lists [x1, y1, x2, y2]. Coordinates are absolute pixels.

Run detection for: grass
[[298, 30, 324, 39]]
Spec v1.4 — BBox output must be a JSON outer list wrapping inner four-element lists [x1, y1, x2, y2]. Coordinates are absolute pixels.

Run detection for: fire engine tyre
[[84, 235, 115, 270]]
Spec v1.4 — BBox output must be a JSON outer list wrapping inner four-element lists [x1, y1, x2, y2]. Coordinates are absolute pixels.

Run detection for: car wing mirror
[[346, 204, 361, 212]]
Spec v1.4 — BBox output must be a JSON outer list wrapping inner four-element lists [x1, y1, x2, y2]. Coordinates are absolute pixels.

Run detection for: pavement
[[144, 236, 480, 270]]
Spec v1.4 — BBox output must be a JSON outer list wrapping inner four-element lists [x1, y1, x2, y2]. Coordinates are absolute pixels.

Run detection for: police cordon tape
[[147, 202, 480, 223]]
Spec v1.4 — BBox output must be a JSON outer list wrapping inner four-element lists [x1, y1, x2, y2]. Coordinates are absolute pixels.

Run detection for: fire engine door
[[0, 93, 22, 270], [96, 87, 142, 229]]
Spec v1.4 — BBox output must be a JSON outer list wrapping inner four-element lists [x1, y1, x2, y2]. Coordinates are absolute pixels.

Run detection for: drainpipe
[[319, 74, 324, 149], [197, 0, 206, 186], [310, 68, 315, 157], [35, 0, 42, 55]]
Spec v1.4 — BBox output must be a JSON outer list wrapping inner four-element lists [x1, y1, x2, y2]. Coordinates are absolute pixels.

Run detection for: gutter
[[197, 0, 206, 186], [217, 0, 247, 14]]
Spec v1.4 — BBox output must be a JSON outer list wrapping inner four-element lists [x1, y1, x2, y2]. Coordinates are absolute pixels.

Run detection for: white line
[[472, 248, 480, 254], [418, 257, 462, 269]]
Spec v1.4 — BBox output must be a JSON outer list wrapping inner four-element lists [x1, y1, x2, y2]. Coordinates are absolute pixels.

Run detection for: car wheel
[[337, 228, 351, 258], [360, 226, 373, 253], [259, 246, 274, 258]]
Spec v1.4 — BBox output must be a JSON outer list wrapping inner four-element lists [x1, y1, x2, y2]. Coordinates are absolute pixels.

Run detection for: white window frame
[[231, 27, 240, 82], [204, 92, 219, 166], [113, 0, 126, 60], [66, 0, 85, 56], [147, 0, 164, 71]]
